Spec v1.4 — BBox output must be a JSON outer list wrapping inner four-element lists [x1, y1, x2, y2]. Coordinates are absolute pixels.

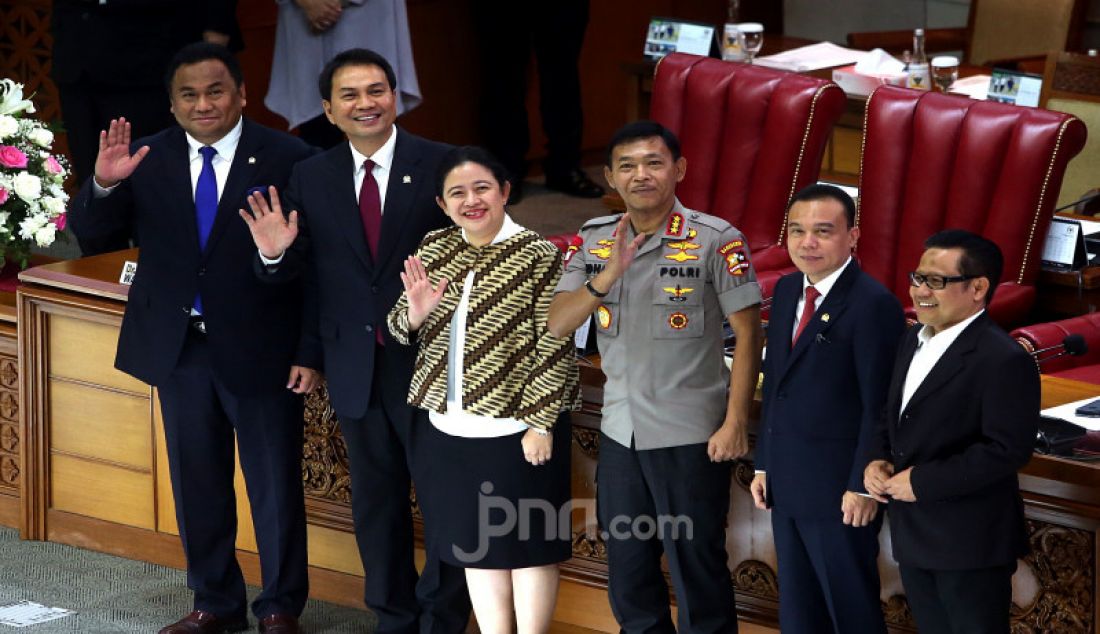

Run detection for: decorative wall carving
[[733, 459, 755, 491], [1011, 519, 1094, 633], [573, 426, 600, 459], [571, 527, 607, 561], [882, 594, 915, 630], [732, 560, 779, 599], [0, 354, 17, 490], [301, 385, 351, 504], [0, 1, 60, 123]]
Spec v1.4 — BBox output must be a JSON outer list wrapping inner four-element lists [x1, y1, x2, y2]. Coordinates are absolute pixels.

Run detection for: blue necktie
[[193, 146, 218, 313]]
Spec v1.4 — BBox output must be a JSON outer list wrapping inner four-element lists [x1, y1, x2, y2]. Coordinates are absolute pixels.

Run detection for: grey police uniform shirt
[[556, 199, 762, 450]]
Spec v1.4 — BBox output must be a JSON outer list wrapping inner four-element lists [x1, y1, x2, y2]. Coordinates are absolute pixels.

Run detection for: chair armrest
[[1011, 312, 1100, 374]]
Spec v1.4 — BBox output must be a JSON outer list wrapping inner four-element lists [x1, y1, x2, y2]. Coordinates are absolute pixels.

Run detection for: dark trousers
[[771, 512, 886, 634], [596, 434, 738, 634], [338, 347, 471, 634], [158, 331, 308, 620], [472, 0, 589, 181], [899, 563, 1016, 634]]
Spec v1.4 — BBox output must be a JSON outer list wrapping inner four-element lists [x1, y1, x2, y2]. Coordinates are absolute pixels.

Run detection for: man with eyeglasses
[[864, 229, 1039, 633]]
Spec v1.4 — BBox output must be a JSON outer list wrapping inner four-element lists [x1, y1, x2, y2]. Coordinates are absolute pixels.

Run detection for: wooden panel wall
[[1, 0, 778, 172]]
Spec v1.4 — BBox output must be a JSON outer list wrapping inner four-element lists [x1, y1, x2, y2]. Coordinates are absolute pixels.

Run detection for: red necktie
[[359, 159, 385, 346], [359, 158, 382, 259], [793, 285, 821, 343]]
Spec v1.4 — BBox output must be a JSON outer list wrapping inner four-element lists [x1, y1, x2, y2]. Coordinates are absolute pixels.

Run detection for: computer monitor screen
[[644, 18, 715, 61], [987, 68, 1043, 107]]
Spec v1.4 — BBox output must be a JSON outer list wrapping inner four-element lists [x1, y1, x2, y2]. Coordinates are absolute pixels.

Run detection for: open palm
[[400, 255, 448, 331], [94, 118, 150, 187]]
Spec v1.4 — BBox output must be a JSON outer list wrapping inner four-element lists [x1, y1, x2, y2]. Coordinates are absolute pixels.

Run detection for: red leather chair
[[650, 53, 846, 293], [1012, 314, 1100, 384], [857, 85, 1086, 327]]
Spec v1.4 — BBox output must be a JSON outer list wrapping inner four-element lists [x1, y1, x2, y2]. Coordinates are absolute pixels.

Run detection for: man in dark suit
[[240, 49, 470, 634], [865, 229, 1040, 634], [68, 43, 318, 634], [51, 0, 241, 185], [751, 185, 903, 633]]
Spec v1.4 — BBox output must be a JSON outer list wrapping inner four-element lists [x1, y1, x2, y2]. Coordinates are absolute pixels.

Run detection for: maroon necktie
[[359, 159, 385, 345], [792, 286, 821, 343], [359, 158, 382, 259]]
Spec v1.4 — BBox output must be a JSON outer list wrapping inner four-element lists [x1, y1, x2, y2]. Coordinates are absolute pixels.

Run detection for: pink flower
[[0, 187, 7, 205], [0, 145, 27, 169], [44, 155, 62, 175], [52, 213, 66, 231]]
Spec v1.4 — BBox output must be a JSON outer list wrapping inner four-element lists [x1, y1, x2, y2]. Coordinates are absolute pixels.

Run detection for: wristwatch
[[585, 279, 609, 298]]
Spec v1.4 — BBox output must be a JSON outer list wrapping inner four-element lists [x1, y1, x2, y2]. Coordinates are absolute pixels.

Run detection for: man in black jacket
[[68, 43, 317, 634], [865, 230, 1039, 634]]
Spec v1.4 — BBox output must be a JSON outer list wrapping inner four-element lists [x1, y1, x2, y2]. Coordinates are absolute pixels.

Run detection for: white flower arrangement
[[0, 79, 67, 268]]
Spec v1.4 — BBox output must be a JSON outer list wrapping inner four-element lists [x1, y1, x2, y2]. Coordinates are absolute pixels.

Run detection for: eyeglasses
[[908, 271, 974, 290]]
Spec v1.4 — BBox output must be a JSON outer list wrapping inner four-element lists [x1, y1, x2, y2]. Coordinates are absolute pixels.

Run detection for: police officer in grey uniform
[[549, 120, 763, 633]]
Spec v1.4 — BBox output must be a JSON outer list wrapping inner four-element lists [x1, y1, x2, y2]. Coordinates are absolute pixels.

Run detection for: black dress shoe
[[258, 614, 300, 633], [545, 168, 604, 198], [158, 610, 249, 634]]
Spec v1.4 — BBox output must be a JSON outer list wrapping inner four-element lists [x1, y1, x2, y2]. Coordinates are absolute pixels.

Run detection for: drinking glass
[[931, 56, 959, 93], [739, 23, 764, 64]]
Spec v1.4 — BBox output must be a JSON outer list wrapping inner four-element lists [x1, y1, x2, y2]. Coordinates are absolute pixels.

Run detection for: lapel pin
[[403, 175, 412, 184], [821, 313, 830, 322], [248, 156, 256, 164]]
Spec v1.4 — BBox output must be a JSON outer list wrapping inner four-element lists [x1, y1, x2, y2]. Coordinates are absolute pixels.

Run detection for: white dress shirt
[[429, 214, 532, 438], [900, 309, 985, 414], [260, 124, 398, 265], [789, 256, 853, 340], [349, 124, 397, 211], [94, 117, 244, 202]]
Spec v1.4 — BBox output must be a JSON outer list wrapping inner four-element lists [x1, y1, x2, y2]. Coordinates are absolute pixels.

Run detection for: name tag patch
[[659, 266, 700, 278]]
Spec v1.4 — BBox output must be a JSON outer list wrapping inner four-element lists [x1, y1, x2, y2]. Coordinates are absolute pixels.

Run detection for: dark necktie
[[358, 158, 385, 345], [193, 146, 218, 313], [792, 285, 820, 343], [359, 158, 382, 259]]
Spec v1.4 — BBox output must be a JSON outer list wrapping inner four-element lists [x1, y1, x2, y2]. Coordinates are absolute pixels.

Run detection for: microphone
[[1032, 334, 1088, 364], [1055, 190, 1100, 213]]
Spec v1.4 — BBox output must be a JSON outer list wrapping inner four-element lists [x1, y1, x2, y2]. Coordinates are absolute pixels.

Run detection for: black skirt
[[416, 412, 573, 569]]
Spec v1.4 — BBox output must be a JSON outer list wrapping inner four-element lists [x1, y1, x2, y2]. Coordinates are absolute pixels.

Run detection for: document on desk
[[1042, 396, 1100, 431], [754, 42, 867, 72], [948, 74, 991, 100]]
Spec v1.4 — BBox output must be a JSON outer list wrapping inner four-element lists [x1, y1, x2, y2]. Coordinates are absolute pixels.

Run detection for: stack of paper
[[754, 42, 868, 72]]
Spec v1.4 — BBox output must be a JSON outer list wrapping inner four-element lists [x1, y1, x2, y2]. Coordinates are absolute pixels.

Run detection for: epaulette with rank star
[[579, 213, 623, 230], [689, 211, 736, 233]]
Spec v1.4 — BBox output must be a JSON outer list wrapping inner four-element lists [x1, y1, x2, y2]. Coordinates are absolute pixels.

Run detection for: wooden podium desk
[[13, 249, 1100, 632], [14, 249, 369, 606]]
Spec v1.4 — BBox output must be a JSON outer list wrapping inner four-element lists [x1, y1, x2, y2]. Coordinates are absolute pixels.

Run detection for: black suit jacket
[[870, 313, 1040, 570], [277, 129, 452, 418], [68, 119, 317, 395], [757, 261, 904, 518], [51, 0, 241, 88]]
